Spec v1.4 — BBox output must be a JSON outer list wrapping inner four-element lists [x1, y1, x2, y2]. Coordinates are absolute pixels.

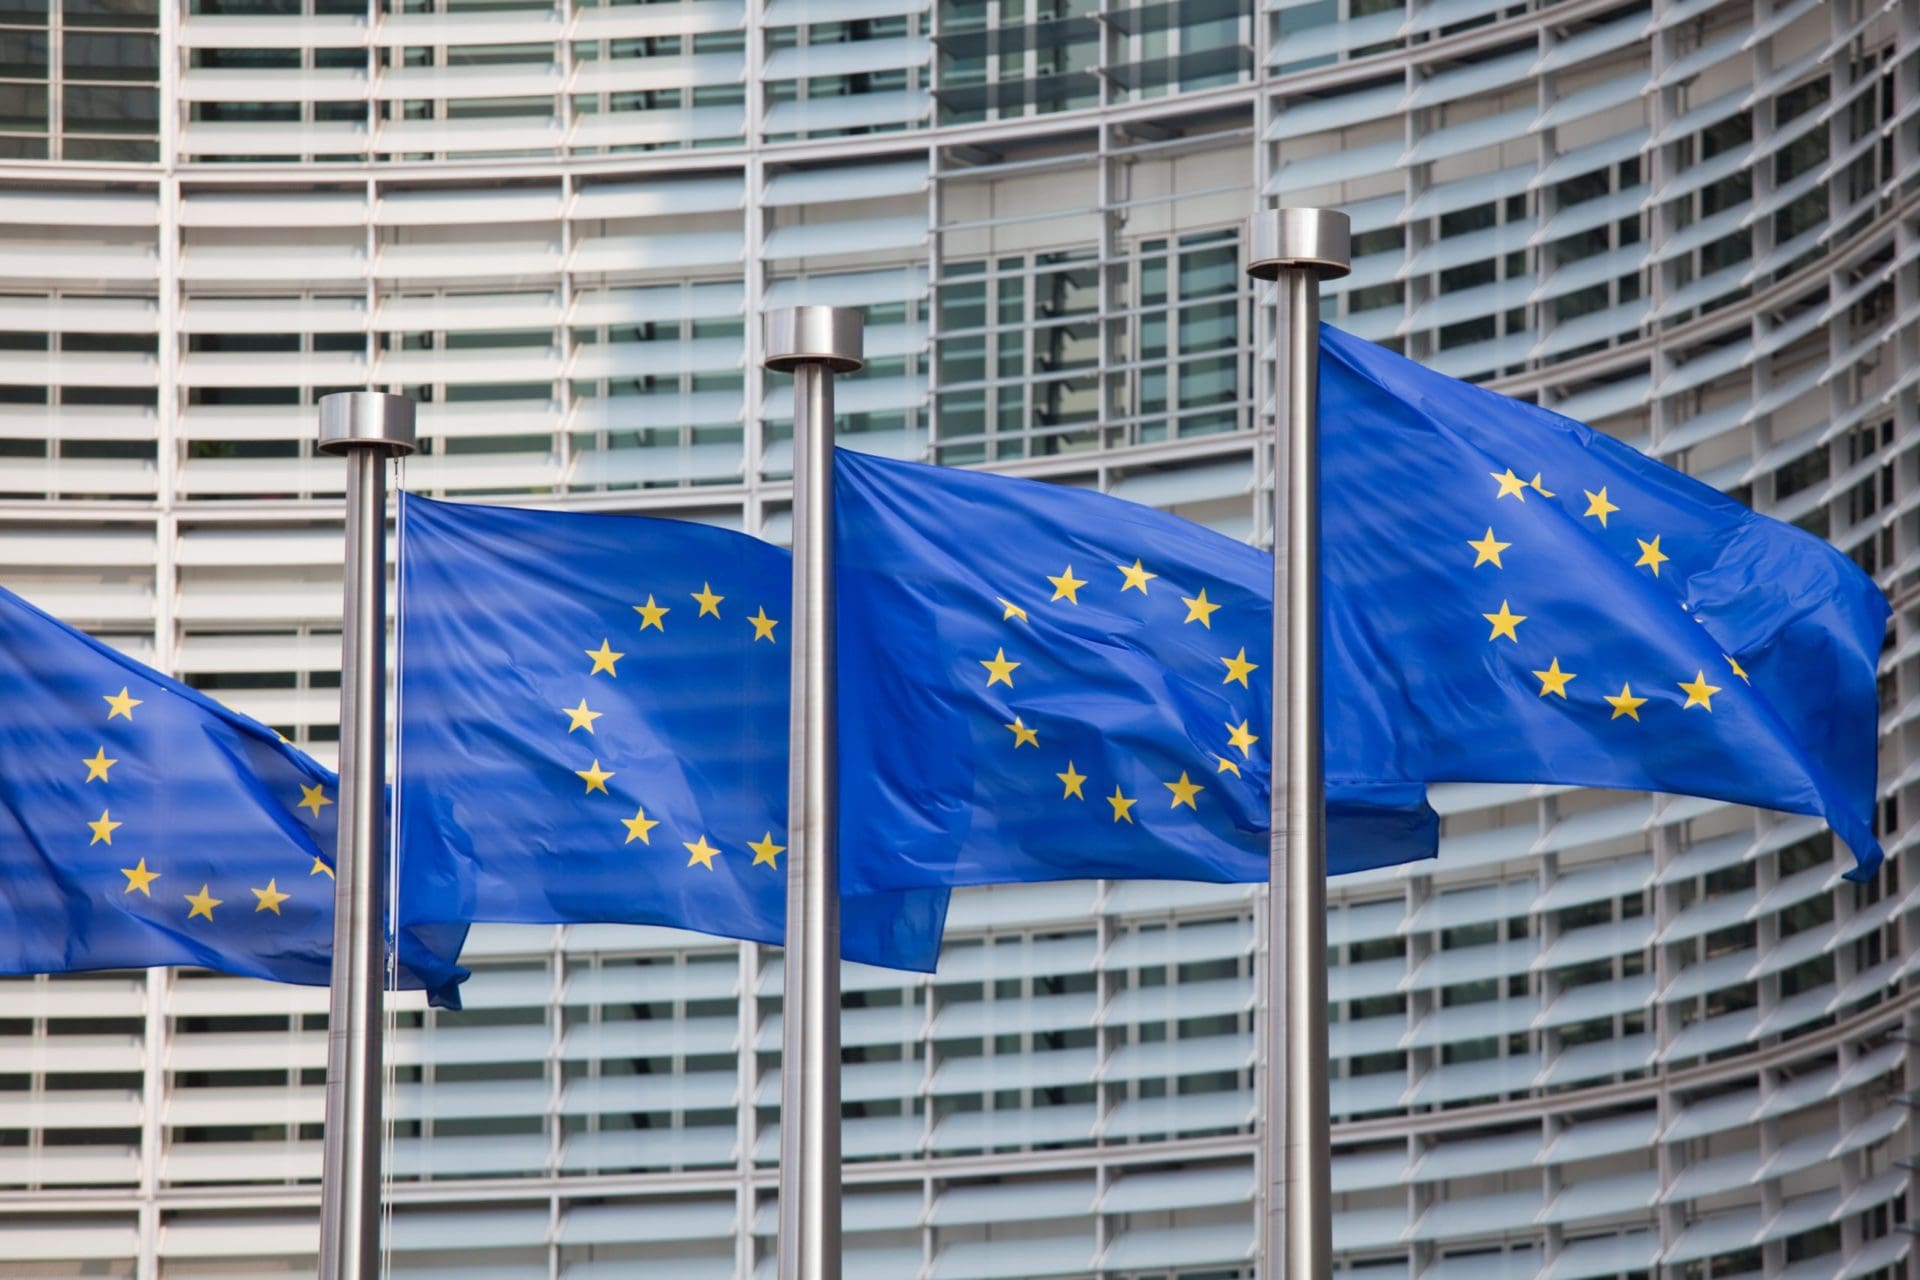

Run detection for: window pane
[[0, 28, 45, 76], [62, 83, 156, 133], [63, 31, 157, 80], [0, 80, 45, 129], [63, 0, 158, 26], [63, 134, 155, 158]]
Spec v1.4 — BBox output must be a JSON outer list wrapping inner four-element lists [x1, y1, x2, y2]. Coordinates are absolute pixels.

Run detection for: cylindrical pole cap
[[763, 305, 864, 374], [317, 391, 418, 458], [1245, 208, 1352, 282]]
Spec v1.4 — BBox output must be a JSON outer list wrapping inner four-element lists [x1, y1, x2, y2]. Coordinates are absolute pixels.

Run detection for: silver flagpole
[[315, 391, 416, 1280], [764, 305, 863, 1280], [1246, 209, 1349, 1280]]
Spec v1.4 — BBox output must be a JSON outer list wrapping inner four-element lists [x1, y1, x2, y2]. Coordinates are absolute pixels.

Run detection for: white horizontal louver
[[764, 35, 926, 81], [764, 89, 928, 135], [764, 159, 927, 208]]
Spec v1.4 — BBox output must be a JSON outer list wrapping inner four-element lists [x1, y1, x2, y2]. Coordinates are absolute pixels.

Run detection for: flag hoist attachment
[[315, 390, 416, 1280], [765, 305, 864, 1280], [1246, 209, 1350, 1280]]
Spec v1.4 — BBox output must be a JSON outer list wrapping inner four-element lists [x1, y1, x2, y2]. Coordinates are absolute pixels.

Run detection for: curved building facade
[[0, 0, 1917, 1275]]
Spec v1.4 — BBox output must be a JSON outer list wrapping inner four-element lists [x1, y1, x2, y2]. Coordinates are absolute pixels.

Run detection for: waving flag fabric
[[832, 449, 1438, 894], [394, 494, 950, 973], [1317, 324, 1886, 880], [0, 584, 469, 1006]]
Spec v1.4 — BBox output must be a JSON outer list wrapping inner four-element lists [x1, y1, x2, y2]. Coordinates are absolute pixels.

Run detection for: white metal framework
[[0, 0, 1916, 1276]]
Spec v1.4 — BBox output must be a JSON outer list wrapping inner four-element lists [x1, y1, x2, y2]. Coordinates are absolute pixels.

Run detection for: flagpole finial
[[1246, 207, 1352, 281], [317, 391, 417, 457], [764, 305, 864, 374]]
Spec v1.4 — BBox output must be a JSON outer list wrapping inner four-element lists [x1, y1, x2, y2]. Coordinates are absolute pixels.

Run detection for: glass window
[[0, 29, 44, 76], [0, 79, 44, 129], [62, 30, 156, 80], [63, 83, 156, 132], [63, 0, 157, 27]]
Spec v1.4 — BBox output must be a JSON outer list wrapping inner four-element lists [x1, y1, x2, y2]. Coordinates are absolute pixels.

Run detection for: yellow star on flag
[[1679, 671, 1721, 711], [683, 835, 720, 870], [251, 879, 290, 915], [1225, 719, 1259, 757], [185, 884, 221, 921], [1467, 528, 1510, 569], [1056, 761, 1086, 800], [1182, 589, 1220, 629], [1635, 535, 1669, 576], [997, 597, 1028, 623], [88, 809, 121, 846], [1532, 658, 1576, 699], [980, 648, 1020, 688], [1107, 786, 1137, 824], [1483, 600, 1526, 642], [575, 759, 614, 794], [1164, 772, 1203, 810], [561, 698, 603, 734], [1725, 654, 1750, 684], [82, 746, 116, 783], [691, 582, 724, 618], [1583, 488, 1618, 527], [1605, 683, 1648, 721], [299, 783, 331, 818], [103, 687, 141, 720], [1216, 756, 1241, 777], [1117, 559, 1157, 594], [1220, 648, 1258, 687], [1047, 565, 1086, 604], [749, 832, 784, 868], [1005, 716, 1039, 749], [585, 638, 625, 676], [1529, 473, 1555, 498], [633, 594, 670, 631], [120, 857, 158, 896], [1490, 468, 1529, 501], [310, 857, 334, 878], [749, 608, 779, 642], [621, 806, 659, 845]]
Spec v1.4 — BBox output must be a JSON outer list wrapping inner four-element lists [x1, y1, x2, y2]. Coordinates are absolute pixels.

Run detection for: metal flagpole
[[1246, 208, 1350, 1280], [763, 305, 863, 1280], [315, 391, 417, 1280]]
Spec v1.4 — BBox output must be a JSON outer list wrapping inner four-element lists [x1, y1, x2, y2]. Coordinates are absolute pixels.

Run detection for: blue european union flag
[[0, 584, 469, 1006], [1317, 324, 1886, 881], [394, 494, 951, 971], [833, 450, 1438, 894]]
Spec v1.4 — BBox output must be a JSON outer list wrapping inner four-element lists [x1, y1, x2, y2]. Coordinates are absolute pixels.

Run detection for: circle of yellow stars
[[977, 557, 1267, 826], [1474, 467, 1747, 722], [96, 683, 335, 924], [569, 579, 789, 872]]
